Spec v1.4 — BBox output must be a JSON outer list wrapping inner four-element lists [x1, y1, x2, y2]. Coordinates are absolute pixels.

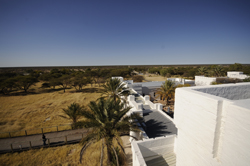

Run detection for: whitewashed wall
[[131, 135, 176, 166], [111, 76, 124, 82], [218, 99, 250, 166], [227, 71, 249, 79], [174, 83, 250, 166], [195, 76, 216, 86]]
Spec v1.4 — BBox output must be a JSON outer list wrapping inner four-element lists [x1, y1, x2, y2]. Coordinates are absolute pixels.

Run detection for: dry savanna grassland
[[0, 142, 111, 166], [143, 74, 168, 82], [0, 75, 167, 166], [0, 82, 102, 133], [0, 82, 114, 166]]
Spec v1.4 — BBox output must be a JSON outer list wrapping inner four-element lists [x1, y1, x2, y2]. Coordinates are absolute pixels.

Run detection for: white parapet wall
[[174, 83, 250, 166], [227, 71, 249, 79], [111, 76, 124, 82], [127, 95, 143, 116], [167, 78, 185, 85], [131, 135, 176, 166], [195, 75, 216, 86], [144, 95, 156, 109]]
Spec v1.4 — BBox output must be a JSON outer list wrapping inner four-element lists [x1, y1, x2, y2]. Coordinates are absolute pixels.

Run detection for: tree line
[[1, 63, 249, 94], [0, 67, 133, 94], [146, 63, 250, 78]]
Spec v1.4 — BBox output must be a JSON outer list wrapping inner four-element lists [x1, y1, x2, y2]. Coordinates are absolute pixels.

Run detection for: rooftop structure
[[195, 71, 249, 86], [227, 71, 249, 79], [127, 74, 250, 166], [174, 83, 250, 166]]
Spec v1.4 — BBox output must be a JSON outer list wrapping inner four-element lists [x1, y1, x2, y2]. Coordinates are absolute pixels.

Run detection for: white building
[[195, 71, 249, 86], [227, 71, 249, 79], [174, 82, 250, 166], [130, 81, 250, 166]]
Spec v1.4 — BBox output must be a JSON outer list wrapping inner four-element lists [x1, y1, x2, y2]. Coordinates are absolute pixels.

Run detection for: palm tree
[[214, 65, 224, 77], [79, 98, 139, 165], [156, 80, 176, 105], [101, 78, 130, 102], [60, 103, 85, 129], [197, 67, 208, 75]]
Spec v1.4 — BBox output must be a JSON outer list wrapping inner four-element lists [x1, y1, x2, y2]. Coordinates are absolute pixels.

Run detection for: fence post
[[25, 130, 27, 136], [65, 136, 67, 144], [29, 141, 32, 149], [41, 128, 43, 134], [10, 144, 13, 153], [48, 139, 50, 147], [9, 132, 11, 138], [57, 126, 58, 132]]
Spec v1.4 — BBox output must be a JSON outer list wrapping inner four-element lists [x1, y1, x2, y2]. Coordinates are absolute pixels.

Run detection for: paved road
[[0, 129, 87, 153]]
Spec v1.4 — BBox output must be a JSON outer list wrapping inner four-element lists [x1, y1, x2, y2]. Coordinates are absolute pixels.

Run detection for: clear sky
[[0, 0, 250, 67]]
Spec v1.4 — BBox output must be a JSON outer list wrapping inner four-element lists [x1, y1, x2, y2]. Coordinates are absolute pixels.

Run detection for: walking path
[[143, 104, 177, 138], [0, 128, 87, 153]]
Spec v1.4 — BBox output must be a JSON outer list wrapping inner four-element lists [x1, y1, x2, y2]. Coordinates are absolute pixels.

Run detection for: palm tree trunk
[[105, 139, 112, 166], [112, 145, 119, 166], [79, 141, 92, 163], [116, 138, 125, 155], [100, 139, 104, 166]]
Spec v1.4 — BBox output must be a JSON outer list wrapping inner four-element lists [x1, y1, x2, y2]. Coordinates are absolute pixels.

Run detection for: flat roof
[[194, 83, 250, 100], [143, 106, 177, 138], [133, 81, 165, 87]]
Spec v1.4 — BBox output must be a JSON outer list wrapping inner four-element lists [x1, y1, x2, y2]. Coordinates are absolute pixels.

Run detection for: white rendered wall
[[219, 99, 250, 166], [195, 76, 216, 86], [131, 135, 176, 166], [174, 83, 250, 166], [227, 71, 249, 79], [111, 76, 124, 82]]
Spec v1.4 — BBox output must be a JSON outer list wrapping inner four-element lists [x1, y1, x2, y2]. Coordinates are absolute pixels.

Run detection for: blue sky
[[0, 0, 250, 67]]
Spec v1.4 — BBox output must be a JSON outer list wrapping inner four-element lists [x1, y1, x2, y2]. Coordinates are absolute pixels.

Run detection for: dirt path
[[0, 128, 87, 153]]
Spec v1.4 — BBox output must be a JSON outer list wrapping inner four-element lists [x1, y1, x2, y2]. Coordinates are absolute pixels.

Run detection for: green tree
[[78, 98, 139, 165], [72, 75, 88, 91], [197, 67, 208, 75], [214, 65, 225, 77], [0, 77, 17, 94], [156, 80, 176, 105], [15, 75, 38, 93], [101, 78, 130, 102], [48, 78, 61, 89], [60, 103, 85, 129], [160, 68, 168, 77], [59, 75, 72, 93], [229, 63, 243, 71]]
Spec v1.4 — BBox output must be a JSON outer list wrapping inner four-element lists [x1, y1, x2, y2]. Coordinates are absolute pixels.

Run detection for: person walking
[[42, 134, 47, 146]]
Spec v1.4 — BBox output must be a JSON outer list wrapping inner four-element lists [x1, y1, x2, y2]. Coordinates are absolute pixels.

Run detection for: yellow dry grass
[[144, 74, 168, 82], [0, 83, 103, 133], [0, 82, 130, 166], [0, 142, 110, 166]]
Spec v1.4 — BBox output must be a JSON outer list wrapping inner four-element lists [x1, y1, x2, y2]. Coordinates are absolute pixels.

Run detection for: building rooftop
[[195, 83, 250, 100], [143, 104, 177, 138]]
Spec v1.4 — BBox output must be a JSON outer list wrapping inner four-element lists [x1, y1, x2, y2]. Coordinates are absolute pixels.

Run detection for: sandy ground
[[144, 74, 168, 82]]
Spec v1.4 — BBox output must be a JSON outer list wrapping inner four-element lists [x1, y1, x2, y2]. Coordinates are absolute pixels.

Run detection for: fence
[[0, 124, 72, 138], [1, 132, 87, 154]]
